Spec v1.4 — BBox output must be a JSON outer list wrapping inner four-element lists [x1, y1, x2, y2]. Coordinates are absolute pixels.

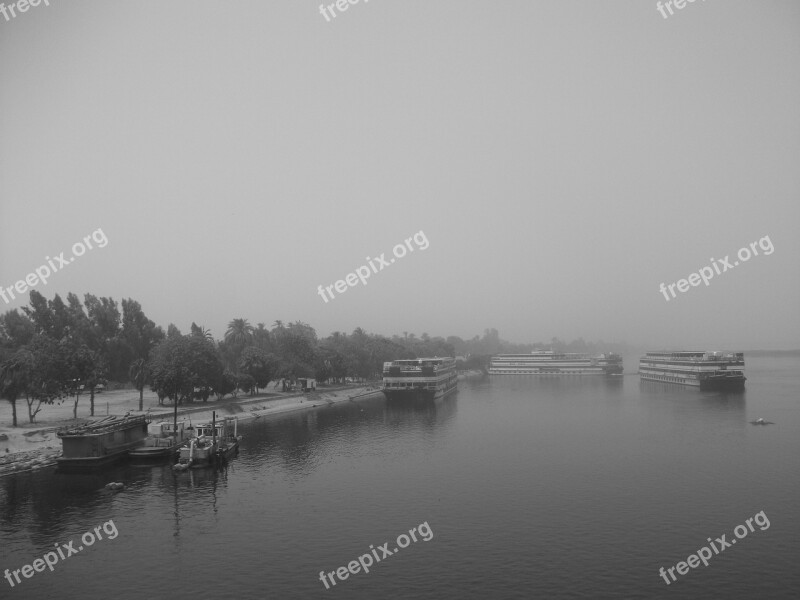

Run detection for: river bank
[[0, 371, 484, 477], [0, 384, 384, 478]]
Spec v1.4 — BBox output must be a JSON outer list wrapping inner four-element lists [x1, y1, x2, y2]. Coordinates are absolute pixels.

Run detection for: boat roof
[[57, 414, 149, 437]]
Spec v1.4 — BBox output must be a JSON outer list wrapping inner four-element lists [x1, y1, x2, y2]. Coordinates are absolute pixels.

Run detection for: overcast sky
[[1, 0, 798, 349]]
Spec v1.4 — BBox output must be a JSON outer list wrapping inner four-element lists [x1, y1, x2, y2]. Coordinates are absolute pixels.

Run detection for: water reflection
[[638, 380, 747, 425], [237, 394, 458, 477], [384, 393, 458, 430]]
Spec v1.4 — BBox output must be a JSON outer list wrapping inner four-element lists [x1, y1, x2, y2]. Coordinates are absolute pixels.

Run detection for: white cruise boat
[[639, 351, 745, 390], [488, 351, 623, 376], [382, 357, 458, 400]]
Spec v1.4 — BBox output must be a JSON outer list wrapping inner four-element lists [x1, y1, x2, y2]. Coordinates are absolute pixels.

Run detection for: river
[[1, 355, 798, 599]]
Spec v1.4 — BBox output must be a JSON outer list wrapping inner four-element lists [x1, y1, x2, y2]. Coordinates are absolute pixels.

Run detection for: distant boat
[[639, 351, 746, 390], [129, 421, 191, 461], [173, 412, 241, 470], [56, 414, 149, 471], [382, 357, 458, 401], [488, 351, 623, 376]]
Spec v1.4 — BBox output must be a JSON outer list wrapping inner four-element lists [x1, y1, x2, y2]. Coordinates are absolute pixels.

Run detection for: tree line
[[0, 291, 628, 426]]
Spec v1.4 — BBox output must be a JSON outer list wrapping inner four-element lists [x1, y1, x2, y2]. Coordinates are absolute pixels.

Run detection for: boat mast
[[173, 390, 179, 435]]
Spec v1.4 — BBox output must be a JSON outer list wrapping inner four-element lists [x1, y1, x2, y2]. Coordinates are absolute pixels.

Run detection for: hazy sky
[[1, 0, 798, 349]]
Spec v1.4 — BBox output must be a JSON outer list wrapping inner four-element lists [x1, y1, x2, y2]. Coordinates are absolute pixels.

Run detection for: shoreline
[[0, 384, 385, 478], [0, 371, 483, 478]]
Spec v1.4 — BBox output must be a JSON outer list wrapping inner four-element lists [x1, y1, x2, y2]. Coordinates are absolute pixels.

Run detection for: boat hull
[[383, 382, 458, 402], [639, 350, 746, 391], [55, 441, 142, 472], [175, 440, 239, 469], [128, 443, 187, 462]]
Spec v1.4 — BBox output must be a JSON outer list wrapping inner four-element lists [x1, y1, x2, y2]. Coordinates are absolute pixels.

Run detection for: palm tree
[[190, 322, 214, 343], [129, 358, 148, 411], [225, 318, 254, 346]]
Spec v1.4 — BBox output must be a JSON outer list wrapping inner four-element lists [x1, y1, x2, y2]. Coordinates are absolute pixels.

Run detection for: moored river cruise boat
[[56, 414, 150, 471], [639, 351, 746, 390], [382, 357, 458, 401], [488, 351, 623, 376]]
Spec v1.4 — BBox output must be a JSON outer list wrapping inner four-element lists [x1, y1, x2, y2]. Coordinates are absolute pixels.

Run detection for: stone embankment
[[0, 447, 62, 477]]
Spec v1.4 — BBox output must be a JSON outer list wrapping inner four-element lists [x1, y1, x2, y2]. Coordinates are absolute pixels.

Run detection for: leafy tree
[[49, 294, 71, 340], [254, 323, 271, 351], [149, 335, 224, 406], [84, 294, 121, 342], [0, 350, 32, 426], [68, 344, 108, 418], [238, 347, 277, 391], [0, 309, 35, 351], [65, 293, 95, 348], [21, 290, 53, 336], [25, 337, 70, 422], [236, 373, 256, 396], [215, 369, 238, 400], [121, 298, 164, 360], [272, 324, 317, 380], [129, 358, 149, 411]]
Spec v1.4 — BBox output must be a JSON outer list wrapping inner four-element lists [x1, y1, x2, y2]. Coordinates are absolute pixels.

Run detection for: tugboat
[[173, 412, 241, 470], [129, 421, 191, 462], [56, 414, 150, 471]]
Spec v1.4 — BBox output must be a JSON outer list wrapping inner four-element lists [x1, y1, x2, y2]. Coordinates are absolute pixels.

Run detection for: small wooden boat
[[173, 412, 241, 470], [129, 421, 191, 461]]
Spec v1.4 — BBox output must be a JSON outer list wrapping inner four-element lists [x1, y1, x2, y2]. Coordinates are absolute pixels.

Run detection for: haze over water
[[1, 355, 797, 599]]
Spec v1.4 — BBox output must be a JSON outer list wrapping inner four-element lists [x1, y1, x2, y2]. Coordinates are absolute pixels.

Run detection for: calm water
[[1, 356, 798, 599]]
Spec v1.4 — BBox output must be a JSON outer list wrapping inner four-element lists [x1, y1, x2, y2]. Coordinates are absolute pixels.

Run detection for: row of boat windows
[[639, 363, 727, 373], [384, 382, 440, 388], [491, 362, 614, 366], [489, 369, 602, 375]]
